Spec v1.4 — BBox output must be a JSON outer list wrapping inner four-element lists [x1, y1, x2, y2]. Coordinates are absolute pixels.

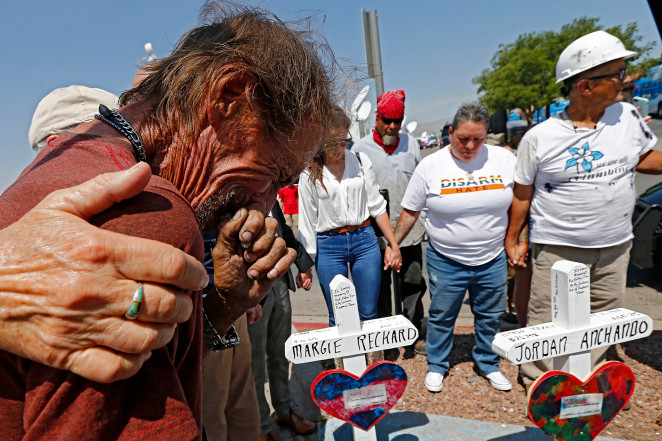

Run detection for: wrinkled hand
[[384, 245, 402, 272], [297, 269, 313, 290], [0, 163, 208, 383], [246, 304, 263, 324], [209, 206, 296, 330]]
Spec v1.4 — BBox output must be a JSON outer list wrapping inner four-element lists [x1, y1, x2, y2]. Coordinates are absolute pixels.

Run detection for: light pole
[[362, 9, 384, 98]]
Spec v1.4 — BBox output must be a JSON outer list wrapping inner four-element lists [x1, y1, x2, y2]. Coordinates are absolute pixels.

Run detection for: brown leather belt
[[327, 219, 371, 234]]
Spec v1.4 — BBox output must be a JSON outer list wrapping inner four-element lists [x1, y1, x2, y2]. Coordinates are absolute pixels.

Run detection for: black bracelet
[[202, 308, 240, 351]]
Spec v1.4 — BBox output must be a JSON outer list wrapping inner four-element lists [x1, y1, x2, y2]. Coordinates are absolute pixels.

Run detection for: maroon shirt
[[0, 132, 204, 440]]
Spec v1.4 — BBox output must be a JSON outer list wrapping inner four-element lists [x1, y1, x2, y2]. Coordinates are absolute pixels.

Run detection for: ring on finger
[[124, 282, 144, 320]]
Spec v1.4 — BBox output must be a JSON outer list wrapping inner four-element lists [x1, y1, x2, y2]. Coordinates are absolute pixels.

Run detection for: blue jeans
[[426, 247, 507, 376], [315, 224, 382, 326]]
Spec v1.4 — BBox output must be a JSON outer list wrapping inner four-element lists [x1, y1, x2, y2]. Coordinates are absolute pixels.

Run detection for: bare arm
[[0, 163, 208, 383], [505, 183, 534, 267], [636, 150, 662, 175], [393, 208, 421, 245], [373, 212, 402, 271]]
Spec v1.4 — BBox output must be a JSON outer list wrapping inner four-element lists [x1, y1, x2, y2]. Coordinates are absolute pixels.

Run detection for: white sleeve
[[400, 162, 428, 212], [358, 153, 387, 218], [296, 172, 319, 260], [514, 132, 538, 185], [628, 104, 658, 155]]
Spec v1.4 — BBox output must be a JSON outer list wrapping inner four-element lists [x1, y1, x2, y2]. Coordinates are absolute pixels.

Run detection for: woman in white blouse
[[298, 107, 401, 325]]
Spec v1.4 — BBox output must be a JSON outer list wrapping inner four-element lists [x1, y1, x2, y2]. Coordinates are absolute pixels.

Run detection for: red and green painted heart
[[311, 361, 407, 431], [528, 361, 635, 440]]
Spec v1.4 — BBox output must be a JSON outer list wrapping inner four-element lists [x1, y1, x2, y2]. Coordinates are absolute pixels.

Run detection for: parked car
[[441, 122, 452, 147], [630, 182, 662, 268], [633, 65, 662, 118]]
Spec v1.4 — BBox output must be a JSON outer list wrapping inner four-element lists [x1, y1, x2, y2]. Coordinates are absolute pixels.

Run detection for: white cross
[[493, 260, 653, 380], [285, 275, 418, 440]]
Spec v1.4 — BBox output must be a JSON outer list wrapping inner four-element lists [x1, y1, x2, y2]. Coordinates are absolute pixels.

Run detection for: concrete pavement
[[319, 411, 627, 441]]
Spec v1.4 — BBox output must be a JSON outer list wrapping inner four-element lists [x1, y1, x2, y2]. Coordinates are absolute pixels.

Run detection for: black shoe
[[502, 311, 518, 325], [413, 340, 427, 356], [403, 346, 416, 359], [384, 348, 399, 361]]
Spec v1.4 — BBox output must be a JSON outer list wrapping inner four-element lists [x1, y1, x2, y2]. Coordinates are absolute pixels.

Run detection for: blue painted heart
[[311, 361, 408, 431]]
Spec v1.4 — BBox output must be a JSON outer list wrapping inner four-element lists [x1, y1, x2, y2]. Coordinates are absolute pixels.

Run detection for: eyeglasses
[[380, 116, 403, 125], [323, 138, 352, 150], [586, 67, 627, 82]]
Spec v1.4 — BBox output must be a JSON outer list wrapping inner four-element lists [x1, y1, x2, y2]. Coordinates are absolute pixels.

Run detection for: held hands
[[0, 163, 208, 383], [505, 237, 529, 268], [246, 304, 263, 324], [297, 268, 313, 290], [384, 244, 403, 272]]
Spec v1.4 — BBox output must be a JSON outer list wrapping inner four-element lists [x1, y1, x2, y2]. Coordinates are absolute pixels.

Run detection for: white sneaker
[[424, 372, 444, 393], [483, 370, 512, 391]]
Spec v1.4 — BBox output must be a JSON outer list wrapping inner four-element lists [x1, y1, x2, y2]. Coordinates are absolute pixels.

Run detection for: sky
[[0, 0, 659, 191]]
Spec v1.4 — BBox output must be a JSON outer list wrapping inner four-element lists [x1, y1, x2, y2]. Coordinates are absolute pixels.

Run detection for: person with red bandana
[[352, 90, 428, 358]]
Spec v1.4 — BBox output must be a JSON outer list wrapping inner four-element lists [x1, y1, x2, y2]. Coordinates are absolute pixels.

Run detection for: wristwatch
[[202, 308, 240, 351]]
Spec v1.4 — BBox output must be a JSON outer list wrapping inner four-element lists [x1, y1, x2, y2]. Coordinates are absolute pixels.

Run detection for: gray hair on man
[[452, 101, 490, 130]]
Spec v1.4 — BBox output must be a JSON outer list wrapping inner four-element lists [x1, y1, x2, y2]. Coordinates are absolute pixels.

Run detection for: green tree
[[473, 17, 658, 122]]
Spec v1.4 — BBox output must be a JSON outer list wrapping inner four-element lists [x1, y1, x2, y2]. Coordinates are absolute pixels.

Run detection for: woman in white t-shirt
[[393, 102, 516, 393], [298, 107, 402, 326]]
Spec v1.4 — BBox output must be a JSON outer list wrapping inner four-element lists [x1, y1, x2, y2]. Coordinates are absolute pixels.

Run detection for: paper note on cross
[[493, 260, 653, 440], [285, 275, 418, 440], [493, 260, 652, 377]]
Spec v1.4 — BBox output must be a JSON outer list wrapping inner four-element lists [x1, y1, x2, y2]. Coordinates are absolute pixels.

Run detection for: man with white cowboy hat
[[505, 30, 662, 387]]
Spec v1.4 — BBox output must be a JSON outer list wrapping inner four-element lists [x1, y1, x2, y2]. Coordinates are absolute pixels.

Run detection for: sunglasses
[[380, 116, 403, 125], [586, 67, 627, 82], [323, 138, 352, 150]]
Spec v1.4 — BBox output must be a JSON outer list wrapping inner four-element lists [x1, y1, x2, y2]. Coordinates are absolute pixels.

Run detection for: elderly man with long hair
[[0, 4, 333, 440]]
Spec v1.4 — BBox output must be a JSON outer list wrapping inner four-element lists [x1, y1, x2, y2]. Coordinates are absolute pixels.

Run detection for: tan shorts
[[284, 213, 298, 228]]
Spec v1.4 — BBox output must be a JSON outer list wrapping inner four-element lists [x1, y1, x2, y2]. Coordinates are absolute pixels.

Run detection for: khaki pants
[[283, 213, 298, 229], [202, 315, 260, 441], [519, 241, 632, 385]]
